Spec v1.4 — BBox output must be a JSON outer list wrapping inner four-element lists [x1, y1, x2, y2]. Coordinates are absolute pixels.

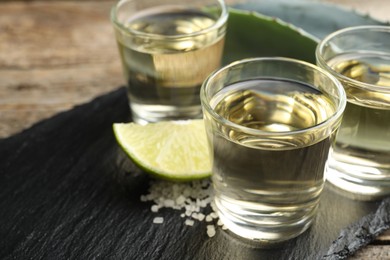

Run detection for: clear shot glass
[[201, 57, 346, 242], [316, 26, 390, 200], [111, 0, 228, 124]]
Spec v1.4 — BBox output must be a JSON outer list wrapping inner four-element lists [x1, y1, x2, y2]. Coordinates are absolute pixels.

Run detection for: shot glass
[[316, 26, 390, 200], [201, 57, 346, 242], [111, 0, 228, 124]]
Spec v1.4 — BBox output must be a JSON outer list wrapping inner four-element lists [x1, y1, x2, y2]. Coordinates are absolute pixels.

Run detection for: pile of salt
[[140, 179, 224, 237]]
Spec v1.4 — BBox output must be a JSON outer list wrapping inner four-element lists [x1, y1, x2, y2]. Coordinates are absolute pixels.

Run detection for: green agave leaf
[[223, 1, 388, 66], [223, 8, 318, 65], [234, 0, 388, 39]]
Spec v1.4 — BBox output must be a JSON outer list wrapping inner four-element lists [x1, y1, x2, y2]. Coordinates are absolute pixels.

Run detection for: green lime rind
[[113, 121, 212, 182], [223, 8, 318, 65]]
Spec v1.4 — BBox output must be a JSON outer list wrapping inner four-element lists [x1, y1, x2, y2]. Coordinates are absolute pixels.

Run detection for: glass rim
[[110, 0, 228, 40], [316, 25, 390, 93], [200, 57, 347, 137]]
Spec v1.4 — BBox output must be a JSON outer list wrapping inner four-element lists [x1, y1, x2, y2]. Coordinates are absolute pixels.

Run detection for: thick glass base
[[326, 158, 390, 201], [130, 103, 202, 124], [214, 195, 316, 243]]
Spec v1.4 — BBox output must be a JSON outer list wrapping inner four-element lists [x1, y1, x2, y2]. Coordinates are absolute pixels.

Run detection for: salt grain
[[151, 205, 159, 213], [140, 195, 147, 202], [153, 217, 164, 224], [176, 195, 186, 205], [185, 219, 195, 226], [210, 212, 218, 219], [197, 213, 205, 221], [140, 180, 220, 237], [163, 199, 175, 207], [207, 225, 216, 237]]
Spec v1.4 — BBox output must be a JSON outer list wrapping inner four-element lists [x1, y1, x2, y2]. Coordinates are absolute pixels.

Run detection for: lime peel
[[113, 119, 212, 181]]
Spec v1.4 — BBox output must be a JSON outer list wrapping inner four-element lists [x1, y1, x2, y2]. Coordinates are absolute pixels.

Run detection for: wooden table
[[0, 0, 389, 258]]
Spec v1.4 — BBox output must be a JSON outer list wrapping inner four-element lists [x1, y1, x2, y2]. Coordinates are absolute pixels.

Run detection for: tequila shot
[[316, 26, 390, 200], [111, 0, 228, 124], [201, 57, 346, 242]]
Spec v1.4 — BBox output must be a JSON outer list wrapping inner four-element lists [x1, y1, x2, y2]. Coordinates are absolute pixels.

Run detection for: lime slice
[[113, 119, 211, 181]]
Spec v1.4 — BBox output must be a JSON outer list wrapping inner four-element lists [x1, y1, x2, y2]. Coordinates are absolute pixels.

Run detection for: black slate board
[[0, 87, 388, 260]]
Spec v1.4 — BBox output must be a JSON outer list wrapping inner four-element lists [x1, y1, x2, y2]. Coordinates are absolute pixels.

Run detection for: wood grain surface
[[0, 1, 123, 138], [0, 0, 389, 258]]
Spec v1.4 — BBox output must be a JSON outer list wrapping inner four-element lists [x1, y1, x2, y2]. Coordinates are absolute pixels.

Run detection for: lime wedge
[[113, 120, 211, 181]]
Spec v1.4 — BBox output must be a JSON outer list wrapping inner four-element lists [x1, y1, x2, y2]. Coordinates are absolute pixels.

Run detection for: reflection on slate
[[0, 87, 389, 259]]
